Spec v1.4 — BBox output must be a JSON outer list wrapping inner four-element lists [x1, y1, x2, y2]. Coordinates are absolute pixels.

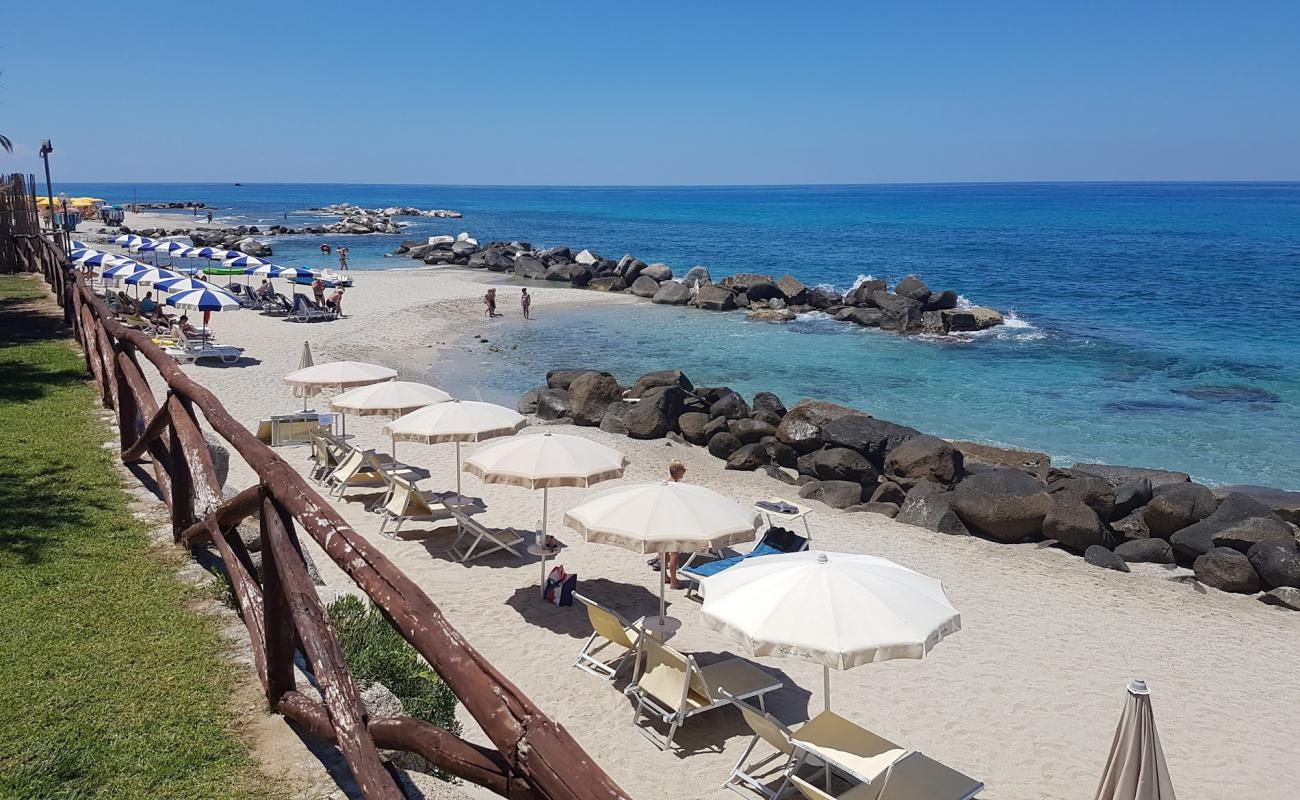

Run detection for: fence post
[[260, 489, 298, 708], [168, 415, 195, 539], [115, 341, 139, 454]]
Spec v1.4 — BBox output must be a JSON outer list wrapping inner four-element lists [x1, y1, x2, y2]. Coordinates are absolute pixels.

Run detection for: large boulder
[[546, 369, 601, 390], [741, 281, 783, 304], [483, 248, 516, 271], [1111, 511, 1151, 542], [751, 392, 787, 425], [806, 286, 842, 309], [847, 502, 900, 518], [923, 290, 959, 311], [1047, 475, 1116, 521], [1193, 547, 1261, 594], [810, 447, 880, 484], [1084, 545, 1130, 573], [951, 441, 1051, 481], [1214, 485, 1300, 525], [798, 480, 866, 510], [707, 431, 742, 460], [573, 248, 599, 265], [535, 388, 572, 421], [1247, 543, 1300, 590], [726, 444, 769, 471], [694, 285, 737, 311], [762, 437, 799, 469], [1070, 463, 1191, 488], [896, 481, 970, 536], [680, 266, 712, 287], [775, 274, 808, 304], [845, 278, 886, 306], [598, 402, 629, 435], [943, 306, 1004, 332], [1170, 491, 1288, 558], [894, 275, 932, 303], [728, 418, 777, 444], [629, 275, 661, 298], [951, 469, 1053, 542], [776, 400, 861, 454], [710, 391, 750, 420], [1212, 517, 1296, 552], [623, 386, 684, 439], [870, 481, 907, 506], [513, 254, 548, 279], [821, 415, 921, 466], [838, 308, 884, 328], [1043, 498, 1110, 552], [884, 436, 963, 487], [873, 292, 924, 333], [1261, 587, 1300, 611], [651, 281, 691, 305], [587, 276, 626, 292], [628, 369, 693, 398], [568, 372, 623, 427], [237, 238, 271, 257], [1114, 537, 1175, 564], [677, 412, 712, 445], [544, 263, 581, 282], [516, 387, 541, 415], [1144, 482, 1218, 539], [1111, 478, 1154, 521], [640, 263, 673, 282]]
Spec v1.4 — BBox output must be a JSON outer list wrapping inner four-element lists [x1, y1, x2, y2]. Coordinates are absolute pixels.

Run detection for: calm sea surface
[[63, 182, 1300, 488]]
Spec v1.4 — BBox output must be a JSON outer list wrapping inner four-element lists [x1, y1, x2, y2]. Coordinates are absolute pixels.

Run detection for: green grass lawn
[[0, 274, 277, 800]]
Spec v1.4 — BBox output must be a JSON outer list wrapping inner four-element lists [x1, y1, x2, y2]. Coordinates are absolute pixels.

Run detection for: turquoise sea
[[63, 182, 1300, 489]]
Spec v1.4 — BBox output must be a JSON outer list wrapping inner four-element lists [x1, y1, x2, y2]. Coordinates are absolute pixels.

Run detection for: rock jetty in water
[[311, 203, 462, 219], [393, 238, 1005, 338], [515, 368, 1300, 605]]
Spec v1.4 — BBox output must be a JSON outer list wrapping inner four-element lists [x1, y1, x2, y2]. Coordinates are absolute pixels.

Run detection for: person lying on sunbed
[[172, 315, 201, 339]]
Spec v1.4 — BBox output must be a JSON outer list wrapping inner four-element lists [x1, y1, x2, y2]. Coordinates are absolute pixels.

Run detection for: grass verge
[[0, 274, 277, 799]]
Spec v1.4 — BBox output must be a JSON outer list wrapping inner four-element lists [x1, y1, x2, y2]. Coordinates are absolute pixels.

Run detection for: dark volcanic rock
[[845, 278, 886, 306], [1212, 517, 1296, 552], [1213, 485, 1300, 525], [1070, 463, 1191, 488], [623, 386, 684, 439], [884, 435, 963, 487], [1260, 587, 1300, 610], [776, 400, 860, 454], [680, 266, 711, 287], [1247, 542, 1300, 589], [896, 481, 970, 536], [751, 392, 787, 426], [838, 307, 884, 328], [821, 415, 922, 466], [547, 369, 600, 390], [628, 369, 693, 398], [1114, 537, 1175, 564], [951, 441, 1051, 481], [870, 480, 907, 506], [651, 281, 691, 305], [1111, 511, 1152, 541], [710, 391, 751, 420], [677, 412, 712, 445], [1111, 478, 1154, 521], [894, 275, 932, 303], [587, 276, 627, 292], [1170, 491, 1288, 558], [1047, 475, 1116, 521], [873, 292, 924, 333], [775, 274, 809, 304], [1144, 482, 1218, 539], [707, 431, 743, 460], [762, 437, 799, 469], [1043, 498, 1110, 552], [1084, 545, 1130, 573], [516, 387, 541, 415], [1193, 547, 1261, 594], [630, 275, 661, 298], [513, 254, 548, 279], [798, 480, 865, 510], [923, 290, 959, 311], [598, 402, 629, 435], [951, 469, 1052, 542], [695, 285, 737, 311], [810, 447, 880, 484], [806, 286, 842, 309], [728, 418, 777, 444], [846, 502, 900, 518], [726, 443, 770, 471], [535, 388, 572, 421], [568, 372, 623, 427]]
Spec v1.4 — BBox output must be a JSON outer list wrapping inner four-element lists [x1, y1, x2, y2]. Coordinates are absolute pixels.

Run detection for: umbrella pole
[[823, 664, 831, 713], [541, 487, 548, 539], [659, 552, 667, 627], [455, 441, 463, 500]]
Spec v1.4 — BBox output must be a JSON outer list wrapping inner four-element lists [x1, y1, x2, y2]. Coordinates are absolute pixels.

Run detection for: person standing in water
[[338, 247, 349, 271], [521, 287, 532, 319], [206, 211, 213, 224]]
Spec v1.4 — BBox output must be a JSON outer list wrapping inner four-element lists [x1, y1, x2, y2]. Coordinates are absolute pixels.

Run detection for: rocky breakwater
[[311, 203, 462, 219], [392, 239, 1004, 338], [516, 368, 1300, 609]]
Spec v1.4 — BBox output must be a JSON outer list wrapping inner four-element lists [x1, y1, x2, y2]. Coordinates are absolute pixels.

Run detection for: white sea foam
[[845, 273, 879, 294], [955, 293, 975, 309]]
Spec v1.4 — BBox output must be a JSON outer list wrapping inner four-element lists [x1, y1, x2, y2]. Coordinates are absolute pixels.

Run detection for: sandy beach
[[82, 228, 1300, 799]]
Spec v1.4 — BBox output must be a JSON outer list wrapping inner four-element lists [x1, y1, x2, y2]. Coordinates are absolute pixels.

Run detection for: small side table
[[754, 497, 814, 542], [640, 615, 682, 639], [527, 543, 563, 597]]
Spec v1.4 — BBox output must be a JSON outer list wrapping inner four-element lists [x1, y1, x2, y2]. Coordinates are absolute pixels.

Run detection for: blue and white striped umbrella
[[153, 241, 191, 256], [114, 234, 153, 247], [68, 247, 100, 261], [275, 266, 317, 279], [154, 276, 222, 293], [243, 263, 286, 277], [101, 260, 150, 279], [223, 254, 268, 268], [191, 246, 229, 259], [124, 268, 182, 286], [131, 240, 159, 252], [166, 287, 241, 312], [76, 251, 129, 267], [72, 240, 89, 250], [177, 246, 205, 258]]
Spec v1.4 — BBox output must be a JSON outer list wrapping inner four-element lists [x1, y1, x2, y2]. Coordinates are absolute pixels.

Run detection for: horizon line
[[47, 179, 1300, 189]]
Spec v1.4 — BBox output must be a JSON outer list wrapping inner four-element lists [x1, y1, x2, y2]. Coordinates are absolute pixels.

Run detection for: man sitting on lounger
[[256, 279, 274, 300], [139, 291, 157, 315]]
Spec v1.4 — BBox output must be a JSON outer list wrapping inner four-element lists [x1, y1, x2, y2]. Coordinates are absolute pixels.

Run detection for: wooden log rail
[[23, 246, 631, 800]]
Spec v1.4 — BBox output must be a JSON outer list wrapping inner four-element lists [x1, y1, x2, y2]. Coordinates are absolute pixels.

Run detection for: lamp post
[[39, 140, 55, 233]]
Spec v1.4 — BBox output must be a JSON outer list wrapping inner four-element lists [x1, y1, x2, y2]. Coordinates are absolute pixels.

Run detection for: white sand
[[94, 258, 1300, 800]]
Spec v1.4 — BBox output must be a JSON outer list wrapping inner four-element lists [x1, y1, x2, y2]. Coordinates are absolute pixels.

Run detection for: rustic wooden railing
[[13, 229, 629, 799]]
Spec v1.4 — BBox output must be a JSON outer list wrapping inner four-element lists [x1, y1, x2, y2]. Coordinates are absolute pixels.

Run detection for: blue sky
[[3, 1, 1298, 184]]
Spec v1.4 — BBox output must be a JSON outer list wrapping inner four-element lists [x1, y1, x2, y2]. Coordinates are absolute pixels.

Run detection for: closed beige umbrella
[[1094, 680, 1177, 800], [292, 341, 314, 400]]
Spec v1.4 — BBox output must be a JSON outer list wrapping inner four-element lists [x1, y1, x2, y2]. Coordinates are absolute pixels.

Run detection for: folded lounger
[[682, 526, 809, 598]]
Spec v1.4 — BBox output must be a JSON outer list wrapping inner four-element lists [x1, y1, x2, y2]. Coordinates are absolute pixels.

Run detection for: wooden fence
[[11, 222, 629, 799]]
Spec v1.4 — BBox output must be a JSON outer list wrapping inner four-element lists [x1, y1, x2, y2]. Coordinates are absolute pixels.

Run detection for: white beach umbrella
[[283, 360, 396, 412], [330, 381, 452, 455], [565, 480, 759, 629], [463, 431, 627, 541], [383, 400, 525, 499], [1094, 680, 1177, 800], [701, 550, 961, 711]]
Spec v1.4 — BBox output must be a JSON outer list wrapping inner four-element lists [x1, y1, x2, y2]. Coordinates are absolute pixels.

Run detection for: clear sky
[[3, 0, 1298, 184]]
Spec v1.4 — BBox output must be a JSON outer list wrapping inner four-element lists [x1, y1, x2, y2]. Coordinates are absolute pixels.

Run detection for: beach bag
[[544, 565, 577, 606]]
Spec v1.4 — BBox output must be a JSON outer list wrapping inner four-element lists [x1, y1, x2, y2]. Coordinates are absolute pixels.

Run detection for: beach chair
[[787, 752, 984, 800], [445, 505, 525, 562], [327, 447, 425, 502], [625, 636, 783, 752], [164, 331, 244, 364], [682, 526, 809, 599], [308, 429, 350, 481], [573, 594, 647, 680], [262, 293, 295, 316], [376, 474, 465, 539], [289, 293, 336, 323]]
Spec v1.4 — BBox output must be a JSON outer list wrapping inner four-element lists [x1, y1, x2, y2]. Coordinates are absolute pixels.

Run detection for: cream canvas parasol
[[283, 360, 396, 412], [330, 381, 452, 455], [464, 431, 627, 539], [702, 550, 960, 710], [383, 400, 525, 499], [1094, 680, 1177, 800], [564, 480, 759, 628]]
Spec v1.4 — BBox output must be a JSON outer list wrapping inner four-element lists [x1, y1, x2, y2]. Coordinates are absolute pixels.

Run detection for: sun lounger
[[376, 474, 480, 539], [625, 636, 783, 752], [573, 594, 647, 680], [682, 526, 809, 598], [309, 429, 351, 481], [326, 448, 426, 503], [289, 293, 336, 323], [788, 753, 984, 800], [164, 331, 244, 364], [261, 293, 295, 316], [444, 505, 525, 563]]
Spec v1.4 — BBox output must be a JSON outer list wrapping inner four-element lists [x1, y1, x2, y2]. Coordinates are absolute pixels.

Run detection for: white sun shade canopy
[[462, 431, 626, 490], [282, 361, 397, 392], [564, 480, 760, 554], [329, 381, 452, 417], [383, 400, 524, 444]]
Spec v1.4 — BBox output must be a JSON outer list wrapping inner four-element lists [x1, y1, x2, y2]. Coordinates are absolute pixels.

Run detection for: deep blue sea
[[63, 182, 1300, 489]]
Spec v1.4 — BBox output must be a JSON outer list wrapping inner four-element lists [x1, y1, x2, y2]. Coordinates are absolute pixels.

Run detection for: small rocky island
[[395, 238, 1006, 336], [517, 368, 1300, 608]]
